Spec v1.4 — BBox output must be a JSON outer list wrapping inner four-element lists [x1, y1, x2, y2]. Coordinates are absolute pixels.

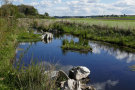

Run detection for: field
[[65, 18, 135, 30]]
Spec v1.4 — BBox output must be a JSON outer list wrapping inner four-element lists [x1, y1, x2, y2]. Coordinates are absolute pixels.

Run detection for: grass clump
[[1, 62, 57, 90], [61, 38, 92, 52], [129, 65, 135, 71]]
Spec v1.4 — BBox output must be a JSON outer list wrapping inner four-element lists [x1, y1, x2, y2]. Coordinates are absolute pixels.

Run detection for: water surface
[[15, 34, 135, 90]]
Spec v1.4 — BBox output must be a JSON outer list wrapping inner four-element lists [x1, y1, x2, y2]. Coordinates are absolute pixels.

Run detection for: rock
[[69, 66, 90, 80], [56, 70, 69, 87], [80, 77, 90, 84], [44, 71, 59, 79], [61, 79, 81, 90], [60, 79, 95, 90], [41, 32, 53, 40]]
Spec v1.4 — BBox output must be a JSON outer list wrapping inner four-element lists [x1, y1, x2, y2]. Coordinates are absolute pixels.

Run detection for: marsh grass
[[17, 31, 41, 42], [2, 62, 57, 90], [50, 21, 135, 50], [129, 65, 135, 71], [0, 18, 58, 89], [61, 38, 92, 52]]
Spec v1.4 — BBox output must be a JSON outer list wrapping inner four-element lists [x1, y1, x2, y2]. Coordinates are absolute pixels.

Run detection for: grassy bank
[[32, 18, 135, 51], [0, 18, 57, 89], [53, 21, 135, 50]]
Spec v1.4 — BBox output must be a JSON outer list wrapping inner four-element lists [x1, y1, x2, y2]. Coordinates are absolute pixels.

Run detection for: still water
[[16, 34, 135, 90]]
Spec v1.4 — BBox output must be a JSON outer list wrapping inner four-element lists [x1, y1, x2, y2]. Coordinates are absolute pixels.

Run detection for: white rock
[[61, 79, 81, 90], [41, 32, 53, 40], [69, 66, 90, 80]]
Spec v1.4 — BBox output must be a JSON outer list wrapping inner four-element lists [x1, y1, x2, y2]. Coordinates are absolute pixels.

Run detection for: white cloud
[[4, 0, 135, 15], [93, 80, 119, 90], [90, 42, 135, 63]]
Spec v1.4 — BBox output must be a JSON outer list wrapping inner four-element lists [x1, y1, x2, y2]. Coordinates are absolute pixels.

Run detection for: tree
[[44, 12, 49, 17], [17, 5, 38, 16], [0, 4, 19, 17]]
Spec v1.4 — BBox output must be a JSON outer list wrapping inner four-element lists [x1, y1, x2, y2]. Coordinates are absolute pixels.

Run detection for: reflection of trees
[[42, 38, 53, 44]]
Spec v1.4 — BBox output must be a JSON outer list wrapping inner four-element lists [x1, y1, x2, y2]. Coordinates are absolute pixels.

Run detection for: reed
[[0, 18, 58, 89]]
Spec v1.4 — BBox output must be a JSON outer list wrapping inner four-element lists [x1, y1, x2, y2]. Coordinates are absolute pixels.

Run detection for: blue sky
[[1, 0, 135, 16]]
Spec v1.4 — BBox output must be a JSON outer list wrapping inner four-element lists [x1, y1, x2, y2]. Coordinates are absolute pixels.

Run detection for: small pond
[[15, 33, 135, 90]]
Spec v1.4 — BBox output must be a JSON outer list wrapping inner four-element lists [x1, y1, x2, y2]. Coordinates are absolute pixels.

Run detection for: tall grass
[[0, 18, 58, 89]]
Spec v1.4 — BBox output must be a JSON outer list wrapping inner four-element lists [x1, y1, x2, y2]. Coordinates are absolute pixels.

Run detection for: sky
[[1, 0, 135, 16]]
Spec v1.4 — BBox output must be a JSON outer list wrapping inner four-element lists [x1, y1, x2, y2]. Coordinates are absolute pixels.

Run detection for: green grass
[[47, 21, 134, 50], [66, 18, 135, 30], [94, 16, 135, 20], [129, 65, 135, 71], [30, 18, 135, 51], [61, 39, 92, 52], [0, 18, 58, 89], [17, 32, 41, 42]]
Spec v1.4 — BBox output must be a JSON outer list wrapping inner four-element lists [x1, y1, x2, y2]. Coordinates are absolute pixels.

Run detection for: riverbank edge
[[0, 18, 55, 89], [32, 19, 135, 52]]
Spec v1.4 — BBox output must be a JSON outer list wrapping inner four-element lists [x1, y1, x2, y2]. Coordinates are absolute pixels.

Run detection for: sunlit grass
[[0, 18, 58, 89]]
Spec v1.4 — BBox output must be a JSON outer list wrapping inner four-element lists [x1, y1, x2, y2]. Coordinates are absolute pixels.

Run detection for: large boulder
[[56, 70, 69, 87], [69, 66, 90, 80]]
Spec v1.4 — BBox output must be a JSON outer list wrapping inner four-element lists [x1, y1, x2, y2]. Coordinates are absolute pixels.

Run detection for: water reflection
[[93, 80, 119, 90], [42, 38, 53, 44], [90, 42, 135, 63], [40, 61, 73, 74]]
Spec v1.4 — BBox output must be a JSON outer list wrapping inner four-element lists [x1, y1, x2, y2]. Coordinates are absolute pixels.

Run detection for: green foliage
[[18, 4, 38, 16], [52, 21, 135, 49], [17, 31, 41, 42], [129, 65, 135, 71], [61, 39, 92, 52], [0, 4, 19, 18], [0, 18, 57, 89], [0, 3, 51, 19], [44, 12, 49, 17]]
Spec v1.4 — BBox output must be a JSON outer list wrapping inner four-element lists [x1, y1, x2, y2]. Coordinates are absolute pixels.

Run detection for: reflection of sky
[[90, 42, 135, 63], [93, 80, 119, 90]]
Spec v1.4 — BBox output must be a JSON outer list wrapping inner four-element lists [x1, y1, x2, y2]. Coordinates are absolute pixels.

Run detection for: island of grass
[[130, 65, 135, 71], [61, 39, 92, 52]]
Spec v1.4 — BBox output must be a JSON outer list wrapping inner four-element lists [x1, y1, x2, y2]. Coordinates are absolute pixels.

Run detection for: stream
[[15, 33, 135, 90]]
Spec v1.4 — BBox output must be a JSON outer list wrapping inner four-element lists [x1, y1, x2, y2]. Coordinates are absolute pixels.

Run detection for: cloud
[[5, 0, 135, 15], [93, 80, 119, 90], [90, 42, 135, 63]]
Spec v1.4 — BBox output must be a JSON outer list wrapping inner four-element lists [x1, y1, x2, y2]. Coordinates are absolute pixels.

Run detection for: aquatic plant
[[61, 39, 92, 53]]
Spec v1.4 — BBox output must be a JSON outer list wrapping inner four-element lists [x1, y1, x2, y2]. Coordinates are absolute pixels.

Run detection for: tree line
[[0, 3, 50, 18]]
